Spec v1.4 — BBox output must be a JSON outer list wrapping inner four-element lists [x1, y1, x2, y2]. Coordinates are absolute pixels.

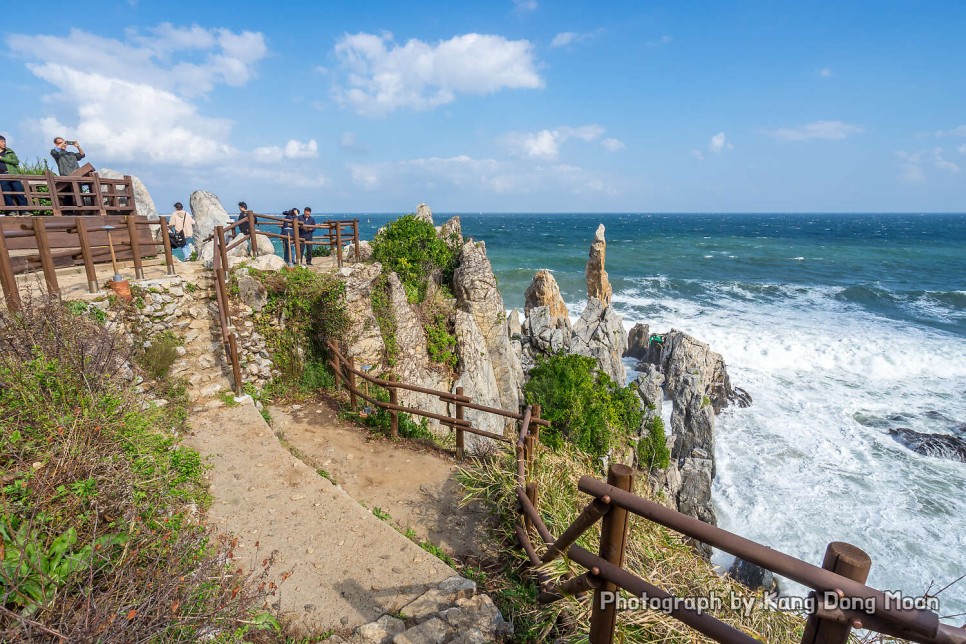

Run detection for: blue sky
[[2, 1, 964, 213]]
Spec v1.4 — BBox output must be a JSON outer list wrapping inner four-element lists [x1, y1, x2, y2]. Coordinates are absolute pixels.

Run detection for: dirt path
[[269, 401, 495, 562], [185, 402, 459, 634]]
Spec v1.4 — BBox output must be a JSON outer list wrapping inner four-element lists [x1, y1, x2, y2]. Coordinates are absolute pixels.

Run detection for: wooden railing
[[211, 224, 243, 396], [0, 215, 174, 310], [224, 212, 360, 267], [324, 338, 965, 644], [0, 165, 138, 217]]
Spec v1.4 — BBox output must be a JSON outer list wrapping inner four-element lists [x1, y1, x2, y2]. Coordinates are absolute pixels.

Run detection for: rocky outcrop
[[453, 240, 522, 414], [438, 216, 464, 253], [729, 558, 780, 594], [227, 233, 275, 258], [453, 311, 505, 452], [236, 273, 268, 312], [345, 240, 374, 262], [625, 322, 650, 360], [340, 263, 386, 369], [189, 191, 231, 266], [415, 202, 433, 225], [99, 169, 159, 220], [889, 428, 966, 462], [643, 330, 737, 414], [387, 273, 449, 430], [571, 298, 626, 385], [524, 270, 568, 319], [586, 224, 612, 306]]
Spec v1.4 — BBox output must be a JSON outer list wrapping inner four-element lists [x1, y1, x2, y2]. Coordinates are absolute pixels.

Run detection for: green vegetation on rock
[[523, 353, 643, 458], [370, 214, 458, 303]]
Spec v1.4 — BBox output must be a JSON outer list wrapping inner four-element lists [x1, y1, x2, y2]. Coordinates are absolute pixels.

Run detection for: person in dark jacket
[[50, 137, 86, 175], [298, 207, 316, 265], [236, 201, 252, 237], [280, 208, 298, 266], [0, 135, 28, 211]]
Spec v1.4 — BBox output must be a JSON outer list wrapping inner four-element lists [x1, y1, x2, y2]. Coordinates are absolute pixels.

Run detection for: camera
[[66, 140, 77, 146]]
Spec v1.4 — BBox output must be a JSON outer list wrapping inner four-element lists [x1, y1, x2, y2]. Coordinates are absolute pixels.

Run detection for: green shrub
[[370, 274, 398, 367], [425, 314, 458, 371], [137, 330, 182, 381], [370, 215, 457, 303], [636, 415, 670, 470], [523, 354, 643, 458]]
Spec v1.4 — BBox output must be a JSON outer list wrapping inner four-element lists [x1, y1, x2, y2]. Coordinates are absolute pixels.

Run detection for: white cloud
[[935, 125, 966, 138], [959, 143, 966, 154], [645, 35, 673, 47], [513, 0, 538, 13], [550, 29, 604, 48], [6, 24, 294, 168], [339, 132, 370, 154], [502, 124, 606, 160], [769, 120, 864, 142], [819, 68, 834, 78], [348, 155, 615, 197], [709, 132, 732, 153], [253, 139, 319, 163], [895, 147, 960, 184], [691, 149, 705, 161], [331, 32, 543, 116], [601, 137, 625, 152]]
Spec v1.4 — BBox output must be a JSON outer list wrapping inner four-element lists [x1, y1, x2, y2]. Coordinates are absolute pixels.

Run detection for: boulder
[[523, 305, 571, 357], [236, 273, 268, 312], [632, 363, 664, 413], [99, 168, 158, 220], [189, 191, 231, 260], [453, 310, 506, 452], [439, 216, 464, 252], [340, 262, 385, 369], [676, 454, 716, 558], [729, 558, 780, 594], [415, 202, 434, 225], [644, 330, 734, 413], [228, 233, 275, 258], [586, 223, 612, 306], [345, 239, 373, 261], [248, 254, 286, 272], [507, 308, 521, 339], [524, 270, 569, 320], [571, 297, 627, 385], [888, 428, 966, 462], [670, 374, 716, 477], [625, 322, 650, 360], [453, 240, 523, 413]]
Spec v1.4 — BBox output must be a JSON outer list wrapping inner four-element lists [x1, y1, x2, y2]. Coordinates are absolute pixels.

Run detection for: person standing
[[236, 201, 252, 238], [0, 135, 28, 212], [299, 207, 316, 265], [170, 202, 195, 261], [280, 208, 298, 266], [50, 137, 86, 175]]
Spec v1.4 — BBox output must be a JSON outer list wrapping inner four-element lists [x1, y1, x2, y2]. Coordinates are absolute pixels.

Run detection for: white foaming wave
[[607, 281, 966, 618]]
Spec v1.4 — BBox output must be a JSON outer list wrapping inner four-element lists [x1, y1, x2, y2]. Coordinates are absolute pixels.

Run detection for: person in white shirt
[[170, 202, 195, 260]]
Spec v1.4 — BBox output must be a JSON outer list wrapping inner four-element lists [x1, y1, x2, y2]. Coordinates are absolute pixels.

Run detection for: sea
[[280, 212, 966, 620]]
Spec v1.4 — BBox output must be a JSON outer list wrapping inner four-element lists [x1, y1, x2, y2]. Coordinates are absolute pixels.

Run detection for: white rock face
[[227, 233, 275, 258], [452, 240, 523, 413], [571, 297, 627, 385], [99, 168, 159, 220], [189, 191, 231, 256], [415, 202, 434, 225], [453, 310, 505, 452], [340, 262, 385, 369], [248, 254, 286, 271]]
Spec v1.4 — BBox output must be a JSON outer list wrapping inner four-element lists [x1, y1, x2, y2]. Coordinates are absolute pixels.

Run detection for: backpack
[[170, 227, 187, 248]]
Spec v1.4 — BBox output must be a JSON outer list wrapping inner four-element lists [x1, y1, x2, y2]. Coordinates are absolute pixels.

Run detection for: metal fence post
[[801, 542, 872, 644], [589, 463, 633, 644]]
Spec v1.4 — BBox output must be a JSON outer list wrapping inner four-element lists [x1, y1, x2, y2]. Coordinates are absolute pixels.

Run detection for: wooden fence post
[[32, 219, 59, 296], [0, 226, 22, 311], [74, 217, 98, 293], [227, 332, 243, 396], [455, 386, 465, 460], [158, 216, 175, 276], [352, 220, 360, 262], [127, 215, 144, 279], [331, 349, 342, 394], [801, 542, 872, 644], [292, 218, 301, 266], [389, 384, 399, 439], [525, 482, 539, 534], [335, 222, 343, 268], [348, 356, 358, 412], [248, 210, 258, 258], [589, 463, 633, 644]]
